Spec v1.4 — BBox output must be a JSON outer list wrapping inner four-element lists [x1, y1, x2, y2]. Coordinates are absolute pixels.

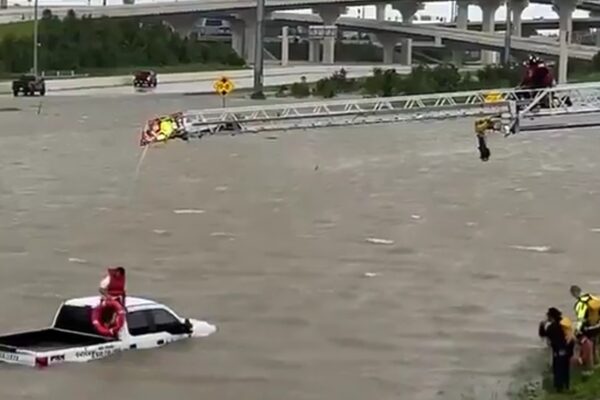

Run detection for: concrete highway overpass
[[1, 0, 600, 21], [269, 13, 600, 61]]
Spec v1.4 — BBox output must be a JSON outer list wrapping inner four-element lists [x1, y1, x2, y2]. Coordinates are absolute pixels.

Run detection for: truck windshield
[[54, 305, 97, 335]]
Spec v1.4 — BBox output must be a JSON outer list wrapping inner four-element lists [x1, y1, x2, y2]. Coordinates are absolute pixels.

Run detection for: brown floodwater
[[1, 94, 600, 400]]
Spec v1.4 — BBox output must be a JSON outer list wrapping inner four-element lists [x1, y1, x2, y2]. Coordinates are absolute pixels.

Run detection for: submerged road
[[1, 93, 600, 399]]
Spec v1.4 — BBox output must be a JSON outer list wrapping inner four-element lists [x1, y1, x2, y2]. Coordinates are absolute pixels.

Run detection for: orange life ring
[[91, 298, 125, 337]]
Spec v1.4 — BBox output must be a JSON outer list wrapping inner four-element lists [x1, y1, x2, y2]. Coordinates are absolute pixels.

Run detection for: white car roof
[[64, 296, 158, 308]]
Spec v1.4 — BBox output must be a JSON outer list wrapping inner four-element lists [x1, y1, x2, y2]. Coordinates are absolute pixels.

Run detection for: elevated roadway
[[1, 0, 600, 21], [271, 13, 600, 60]]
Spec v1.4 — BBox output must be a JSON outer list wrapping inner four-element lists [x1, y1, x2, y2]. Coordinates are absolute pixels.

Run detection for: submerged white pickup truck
[[0, 296, 216, 367]]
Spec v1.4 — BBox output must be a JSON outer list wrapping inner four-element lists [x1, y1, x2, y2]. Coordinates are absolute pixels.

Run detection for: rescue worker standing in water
[[570, 285, 600, 367], [539, 307, 575, 393]]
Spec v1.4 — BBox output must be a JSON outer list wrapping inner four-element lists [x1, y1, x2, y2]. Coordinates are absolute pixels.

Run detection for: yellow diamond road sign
[[213, 76, 235, 97]]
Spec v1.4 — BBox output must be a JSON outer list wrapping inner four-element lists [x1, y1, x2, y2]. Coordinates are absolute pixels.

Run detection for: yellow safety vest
[[575, 294, 600, 329], [475, 118, 494, 136]]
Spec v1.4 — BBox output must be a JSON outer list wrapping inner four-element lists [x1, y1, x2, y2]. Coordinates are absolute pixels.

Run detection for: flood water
[[1, 94, 600, 400]]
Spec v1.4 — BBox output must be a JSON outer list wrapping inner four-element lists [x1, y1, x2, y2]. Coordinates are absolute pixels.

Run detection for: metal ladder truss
[[171, 82, 600, 135], [498, 82, 600, 134]]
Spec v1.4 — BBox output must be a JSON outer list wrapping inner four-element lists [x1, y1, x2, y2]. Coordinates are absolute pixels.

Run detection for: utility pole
[[251, 0, 265, 99], [32, 0, 39, 76], [503, 0, 512, 65]]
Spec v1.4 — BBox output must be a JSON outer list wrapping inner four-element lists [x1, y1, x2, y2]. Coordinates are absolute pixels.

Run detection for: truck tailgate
[[0, 328, 114, 352]]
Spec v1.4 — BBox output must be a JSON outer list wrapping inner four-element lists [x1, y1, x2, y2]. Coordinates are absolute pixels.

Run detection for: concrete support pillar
[[399, 38, 412, 65], [553, 0, 580, 83], [161, 13, 201, 38], [308, 39, 320, 62], [243, 14, 256, 64], [390, 1, 420, 66], [376, 3, 387, 21], [511, 0, 529, 37], [391, 0, 424, 23], [235, 10, 271, 64], [453, 0, 469, 65], [230, 19, 245, 58], [478, 0, 503, 64], [281, 26, 289, 66], [315, 5, 345, 64], [378, 33, 398, 64], [593, 12, 600, 46]]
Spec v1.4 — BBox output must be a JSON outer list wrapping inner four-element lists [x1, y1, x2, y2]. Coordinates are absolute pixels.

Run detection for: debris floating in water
[[210, 232, 235, 238], [366, 238, 395, 245], [68, 257, 88, 264], [364, 272, 380, 278], [152, 229, 169, 235], [510, 245, 552, 253], [590, 228, 600, 233], [411, 214, 422, 220], [173, 209, 205, 214], [215, 186, 228, 192]]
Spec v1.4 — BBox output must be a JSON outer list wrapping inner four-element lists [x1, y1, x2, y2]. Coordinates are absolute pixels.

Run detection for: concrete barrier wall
[[0, 65, 413, 95]]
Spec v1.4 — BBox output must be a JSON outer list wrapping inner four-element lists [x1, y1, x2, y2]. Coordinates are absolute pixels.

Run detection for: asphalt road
[[1, 93, 600, 400]]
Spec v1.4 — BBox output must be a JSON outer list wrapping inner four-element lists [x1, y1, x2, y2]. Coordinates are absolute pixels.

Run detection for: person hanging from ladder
[[474, 116, 496, 162]]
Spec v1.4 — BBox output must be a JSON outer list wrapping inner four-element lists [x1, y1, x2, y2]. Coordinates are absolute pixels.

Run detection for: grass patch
[[78, 63, 248, 77], [540, 368, 600, 400], [510, 356, 600, 400], [0, 21, 33, 39], [570, 71, 600, 83]]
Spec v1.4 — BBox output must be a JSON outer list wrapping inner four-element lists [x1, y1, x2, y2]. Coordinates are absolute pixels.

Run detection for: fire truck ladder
[[174, 82, 600, 136], [506, 82, 600, 134]]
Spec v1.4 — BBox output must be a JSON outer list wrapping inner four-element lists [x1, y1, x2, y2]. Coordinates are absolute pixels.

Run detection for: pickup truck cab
[[0, 296, 216, 367]]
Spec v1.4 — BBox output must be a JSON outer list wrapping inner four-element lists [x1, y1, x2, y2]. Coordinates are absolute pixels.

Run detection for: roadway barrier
[[0, 65, 411, 95]]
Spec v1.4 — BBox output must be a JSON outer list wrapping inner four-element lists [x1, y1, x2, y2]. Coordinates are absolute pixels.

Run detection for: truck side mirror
[[183, 318, 193, 334]]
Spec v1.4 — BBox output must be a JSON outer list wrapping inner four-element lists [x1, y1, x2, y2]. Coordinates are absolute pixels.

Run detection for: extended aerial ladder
[[140, 82, 600, 145]]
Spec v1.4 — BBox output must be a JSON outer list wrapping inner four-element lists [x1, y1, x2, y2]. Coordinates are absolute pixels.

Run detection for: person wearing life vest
[[538, 307, 575, 392], [570, 285, 600, 365], [99, 266, 126, 306], [474, 117, 495, 161]]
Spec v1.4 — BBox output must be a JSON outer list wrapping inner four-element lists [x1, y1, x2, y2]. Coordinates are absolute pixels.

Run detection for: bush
[[313, 68, 358, 98], [362, 68, 402, 97], [430, 63, 462, 92], [476, 64, 521, 88], [0, 10, 244, 73], [290, 76, 310, 98]]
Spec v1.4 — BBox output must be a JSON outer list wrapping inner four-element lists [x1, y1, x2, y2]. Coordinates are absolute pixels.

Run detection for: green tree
[[0, 10, 244, 74]]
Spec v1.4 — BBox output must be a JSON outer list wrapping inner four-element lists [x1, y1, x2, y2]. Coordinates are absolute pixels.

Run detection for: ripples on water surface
[[1, 97, 600, 400]]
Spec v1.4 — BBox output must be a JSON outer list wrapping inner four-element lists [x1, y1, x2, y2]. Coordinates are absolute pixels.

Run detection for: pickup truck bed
[[0, 328, 114, 352]]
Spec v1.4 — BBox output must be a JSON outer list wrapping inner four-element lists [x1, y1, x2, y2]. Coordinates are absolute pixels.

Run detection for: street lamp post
[[32, 0, 39, 76], [251, 0, 265, 99]]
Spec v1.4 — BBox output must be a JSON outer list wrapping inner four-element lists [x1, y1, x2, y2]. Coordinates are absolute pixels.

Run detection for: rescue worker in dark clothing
[[521, 55, 555, 90], [538, 307, 575, 393]]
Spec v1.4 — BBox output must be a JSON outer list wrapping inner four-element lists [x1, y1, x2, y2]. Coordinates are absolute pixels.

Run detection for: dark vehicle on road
[[12, 75, 46, 96], [133, 70, 157, 88]]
